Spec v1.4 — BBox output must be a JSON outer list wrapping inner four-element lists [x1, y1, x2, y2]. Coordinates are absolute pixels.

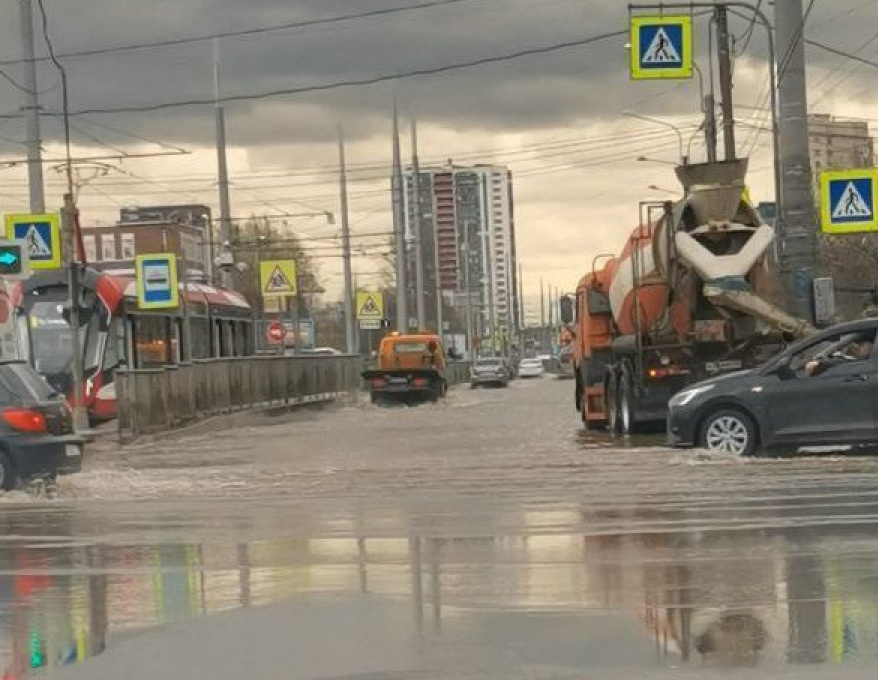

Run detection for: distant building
[[82, 205, 212, 280], [403, 163, 519, 344], [809, 114, 874, 202]]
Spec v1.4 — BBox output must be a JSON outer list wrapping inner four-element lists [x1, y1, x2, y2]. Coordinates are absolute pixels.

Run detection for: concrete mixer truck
[[565, 160, 814, 433]]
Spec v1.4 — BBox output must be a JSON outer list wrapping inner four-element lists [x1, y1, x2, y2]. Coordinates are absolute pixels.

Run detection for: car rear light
[[413, 377, 428, 387], [2, 408, 47, 433], [371, 378, 387, 388], [647, 366, 690, 379]]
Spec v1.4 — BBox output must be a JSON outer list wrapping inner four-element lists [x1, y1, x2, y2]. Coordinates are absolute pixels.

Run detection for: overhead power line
[[0, 0, 484, 67], [31, 29, 627, 117]]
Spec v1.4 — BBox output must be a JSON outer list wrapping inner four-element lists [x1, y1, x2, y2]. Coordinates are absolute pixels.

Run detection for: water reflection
[[1, 506, 878, 675]]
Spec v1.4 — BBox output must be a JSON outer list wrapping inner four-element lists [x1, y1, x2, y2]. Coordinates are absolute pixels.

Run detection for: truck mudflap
[[362, 368, 446, 404]]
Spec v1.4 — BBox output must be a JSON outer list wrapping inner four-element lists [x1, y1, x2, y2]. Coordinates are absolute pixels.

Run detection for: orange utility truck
[[362, 332, 448, 405]]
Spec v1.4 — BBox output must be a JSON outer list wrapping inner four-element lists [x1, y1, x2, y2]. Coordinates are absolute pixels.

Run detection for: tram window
[[190, 318, 210, 359], [104, 318, 124, 370], [134, 315, 170, 368]]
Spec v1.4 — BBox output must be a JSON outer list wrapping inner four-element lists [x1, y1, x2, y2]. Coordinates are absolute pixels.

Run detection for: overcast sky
[[0, 0, 876, 316]]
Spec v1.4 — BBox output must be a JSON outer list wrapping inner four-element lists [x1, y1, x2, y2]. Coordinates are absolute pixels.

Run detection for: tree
[[229, 217, 323, 315], [819, 232, 878, 319]]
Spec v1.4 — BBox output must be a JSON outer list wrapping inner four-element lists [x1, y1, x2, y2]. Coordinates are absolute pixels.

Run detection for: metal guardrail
[[446, 361, 473, 385], [116, 355, 361, 440]]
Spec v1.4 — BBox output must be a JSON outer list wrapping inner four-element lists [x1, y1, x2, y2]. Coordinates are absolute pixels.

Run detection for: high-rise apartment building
[[809, 114, 874, 201], [404, 162, 519, 346]]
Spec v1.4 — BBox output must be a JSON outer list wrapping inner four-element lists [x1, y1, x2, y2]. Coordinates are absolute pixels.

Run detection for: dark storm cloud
[[0, 0, 876, 150]]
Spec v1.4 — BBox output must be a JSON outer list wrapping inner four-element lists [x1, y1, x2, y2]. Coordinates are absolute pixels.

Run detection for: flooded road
[[4, 377, 878, 678]]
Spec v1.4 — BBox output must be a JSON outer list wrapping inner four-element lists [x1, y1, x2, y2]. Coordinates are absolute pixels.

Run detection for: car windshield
[[476, 359, 502, 367]]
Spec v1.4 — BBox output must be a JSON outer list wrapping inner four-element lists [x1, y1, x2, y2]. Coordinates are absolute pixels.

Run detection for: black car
[[668, 318, 878, 456], [0, 361, 84, 489]]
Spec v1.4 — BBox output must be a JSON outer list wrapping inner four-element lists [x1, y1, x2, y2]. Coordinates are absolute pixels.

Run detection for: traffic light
[[0, 244, 23, 276], [29, 629, 45, 668]]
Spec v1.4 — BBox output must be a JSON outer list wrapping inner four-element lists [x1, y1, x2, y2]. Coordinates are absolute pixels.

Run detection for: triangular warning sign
[[832, 181, 872, 219], [359, 296, 379, 316], [642, 27, 681, 64], [25, 225, 51, 257], [264, 265, 294, 293]]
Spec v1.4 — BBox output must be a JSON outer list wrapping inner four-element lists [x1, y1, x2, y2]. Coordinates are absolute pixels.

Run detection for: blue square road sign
[[4, 213, 61, 270]]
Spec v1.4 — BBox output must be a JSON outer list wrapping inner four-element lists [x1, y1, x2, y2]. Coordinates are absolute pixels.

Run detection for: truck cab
[[363, 333, 447, 405]]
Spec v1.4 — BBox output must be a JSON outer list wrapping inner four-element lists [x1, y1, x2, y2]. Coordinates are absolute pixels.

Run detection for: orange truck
[[362, 332, 448, 405], [563, 160, 812, 433]]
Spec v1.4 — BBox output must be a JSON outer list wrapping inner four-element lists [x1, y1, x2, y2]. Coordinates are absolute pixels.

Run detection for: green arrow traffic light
[[0, 245, 22, 275]]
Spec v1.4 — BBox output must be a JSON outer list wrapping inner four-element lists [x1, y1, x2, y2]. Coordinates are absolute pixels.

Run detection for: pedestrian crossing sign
[[820, 169, 878, 233], [356, 290, 384, 320], [630, 15, 692, 80], [259, 259, 297, 298], [4, 213, 62, 270]]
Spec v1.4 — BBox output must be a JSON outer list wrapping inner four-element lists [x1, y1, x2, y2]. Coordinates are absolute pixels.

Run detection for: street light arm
[[623, 110, 685, 164]]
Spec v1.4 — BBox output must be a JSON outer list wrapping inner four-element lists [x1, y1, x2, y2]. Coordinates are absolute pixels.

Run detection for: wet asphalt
[[2, 376, 878, 678]]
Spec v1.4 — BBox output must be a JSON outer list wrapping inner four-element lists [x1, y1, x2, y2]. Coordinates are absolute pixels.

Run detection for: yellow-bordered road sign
[[630, 15, 693, 80], [5, 213, 62, 269], [820, 168, 878, 233], [260, 259, 297, 297], [356, 291, 384, 320], [135, 253, 179, 309]]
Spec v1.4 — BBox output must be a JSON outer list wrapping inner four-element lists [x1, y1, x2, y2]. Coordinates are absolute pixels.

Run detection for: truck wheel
[[699, 409, 759, 457], [619, 374, 635, 436], [606, 377, 621, 434]]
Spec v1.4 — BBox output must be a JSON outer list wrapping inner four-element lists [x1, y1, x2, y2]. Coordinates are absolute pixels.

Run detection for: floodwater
[[2, 377, 878, 678]]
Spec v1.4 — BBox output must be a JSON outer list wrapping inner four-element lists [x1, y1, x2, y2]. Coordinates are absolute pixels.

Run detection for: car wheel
[[0, 453, 17, 491], [699, 409, 759, 456]]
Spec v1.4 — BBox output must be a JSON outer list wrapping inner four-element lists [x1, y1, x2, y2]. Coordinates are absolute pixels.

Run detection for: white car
[[518, 358, 545, 378]]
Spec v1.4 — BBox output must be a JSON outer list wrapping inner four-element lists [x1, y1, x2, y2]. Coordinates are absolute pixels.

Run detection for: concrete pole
[[337, 126, 355, 354], [411, 121, 426, 331], [480, 174, 496, 354], [774, 0, 817, 320], [391, 103, 408, 332], [703, 93, 718, 164], [539, 278, 546, 349], [775, 0, 817, 322], [19, 0, 44, 213], [431, 184, 444, 342], [463, 221, 474, 358], [715, 7, 737, 161], [214, 40, 234, 289]]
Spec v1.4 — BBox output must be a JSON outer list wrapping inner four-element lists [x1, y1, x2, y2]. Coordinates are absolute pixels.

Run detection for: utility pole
[[518, 261, 525, 331], [462, 221, 474, 358], [539, 278, 546, 350], [391, 103, 408, 332], [337, 126, 355, 354], [432, 197, 444, 343], [715, 7, 736, 160], [775, 0, 817, 322], [213, 40, 234, 289], [703, 91, 718, 164], [411, 120, 426, 331], [480, 174, 496, 354], [19, 0, 44, 213]]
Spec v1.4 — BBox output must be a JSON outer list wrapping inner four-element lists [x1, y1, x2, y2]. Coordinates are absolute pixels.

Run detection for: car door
[[762, 330, 878, 445]]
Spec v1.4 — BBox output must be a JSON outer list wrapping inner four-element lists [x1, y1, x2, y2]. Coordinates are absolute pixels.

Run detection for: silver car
[[470, 357, 509, 388]]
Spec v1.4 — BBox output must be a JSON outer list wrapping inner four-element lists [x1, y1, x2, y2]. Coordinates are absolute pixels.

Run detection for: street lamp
[[624, 111, 688, 165], [637, 156, 677, 166]]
